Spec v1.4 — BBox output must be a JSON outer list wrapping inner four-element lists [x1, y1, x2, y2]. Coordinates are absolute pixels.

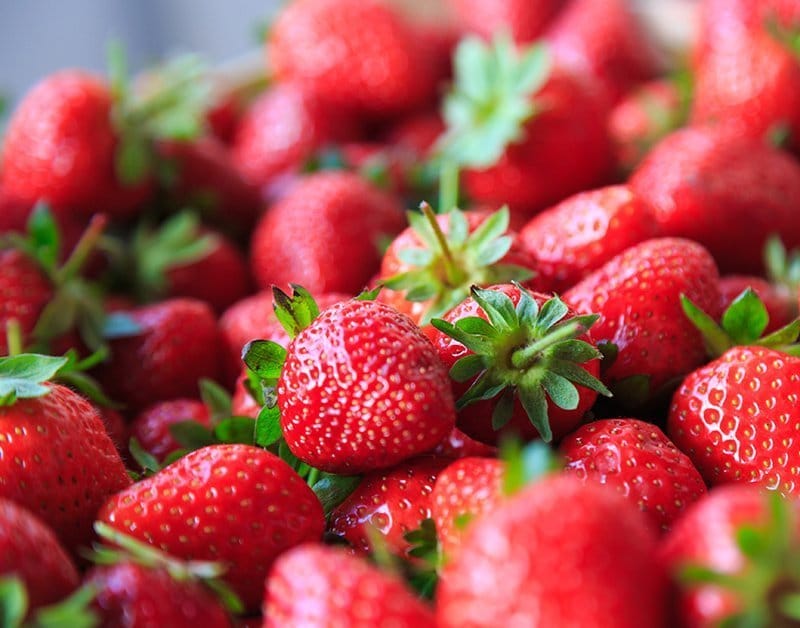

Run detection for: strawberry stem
[[420, 202, 465, 288], [511, 320, 586, 369], [4, 320, 22, 357], [56, 214, 108, 284], [438, 160, 459, 213]]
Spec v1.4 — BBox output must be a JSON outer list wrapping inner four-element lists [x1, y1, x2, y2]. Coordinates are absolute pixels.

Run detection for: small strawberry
[[436, 474, 667, 627], [264, 544, 436, 627], [0, 249, 52, 356], [518, 185, 659, 293], [445, 0, 565, 44], [250, 171, 405, 295], [430, 283, 609, 445], [561, 418, 707, 532], [98, 444, 325, 612], [130, 398, 212, 463]]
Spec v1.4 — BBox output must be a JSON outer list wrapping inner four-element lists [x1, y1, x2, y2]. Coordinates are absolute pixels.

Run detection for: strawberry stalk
[[5, 320, 23, 358], [54, 214, 108, 284], [438, 161, 460, 214]]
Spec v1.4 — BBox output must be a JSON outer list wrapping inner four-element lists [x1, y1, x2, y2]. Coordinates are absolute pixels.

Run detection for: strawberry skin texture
[[431, 457, 503, 555], [0, 384, 131, 552], [718, 275, 796, 334], [668, 346, 800, 493], [561, 418, 707, 532], [264, 544, 435, 628], [97, 298, 221, 412], [0, 249, 53, 355], [564, 238, 721, 396], [629, 127, 800, 274], [0, 498, 79, 611], [98, 444, 324, 613], [1, 71, 150, 218], [130, 399, 212, 462], [278, 299, 456, 474], [430, 427, 497, 459], [445, 0, 565, 44], [436, 474, 667, 628], [268, 0, 438, 116], [328, 456, 448, 557], [250, 172, 405, 296], [519, 185, 659, 293], [85, 562, 232, 628]]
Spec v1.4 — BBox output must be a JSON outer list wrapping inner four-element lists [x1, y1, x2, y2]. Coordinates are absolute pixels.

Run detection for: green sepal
[[501, 439, 562, 496], [169, 421, 217, 450], [242, 340, 287, 380], [199, 378, 232, 423], [0, 354, 68, 406], [128, 437, 162, 476], [272, 285, 319, 339], [0, 577, 27, 628], [254, 404, 282, 448], [29, 585, 98, 628], [355, 285, 382, 301], [311, 474, 361, 517], [766, 236, 800, 293], [26, 203, 61, 274], [213, 417, 255, 445]]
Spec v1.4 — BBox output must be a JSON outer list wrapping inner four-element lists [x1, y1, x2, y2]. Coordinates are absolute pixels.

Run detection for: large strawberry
[[561, 418, 707, 532], [436, 474, 667, 627], [445, 0, 565, 44], [264, 544, 436, 627], [430, 283, 609, 445], [98, 444, 325, 612], [629, 126, 800, 274], [564, 238, 721, 406], [250, 171, 405, 295]]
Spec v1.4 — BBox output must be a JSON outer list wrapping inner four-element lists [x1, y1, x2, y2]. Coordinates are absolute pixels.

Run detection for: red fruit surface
[[437, 474, 667, 628], [561, 418, 707, 532], [0, 498, 79, 611], [0, 384, 131, 552], [329, 456, 448, 557], [278, 299, 456, 474], [718, 275, 796, 334], [519, 185, 659, 292], [445, 0, 565, 44], [98, 444, 324, 612], [0, 249, 53, 356], [250, 172, 405, 296], [231, 369, 261, 419], [668, 346, 800, 493], [629, 127, 800, 274], [264, 544, 436, 627], [564, 238, 721, 397], [130, 399, 212, 462], [430, 427, 497, 460]]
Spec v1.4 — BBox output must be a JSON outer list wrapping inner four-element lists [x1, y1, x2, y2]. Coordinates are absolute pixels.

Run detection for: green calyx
[[439, 34, 551, 169], [682, 288, 800, 358], [431, 284, 611, 442], [766, 15, 800, 61], [680, 492, 800, 628], [383, 204, 534, 324], [0, 576, 98, 628]]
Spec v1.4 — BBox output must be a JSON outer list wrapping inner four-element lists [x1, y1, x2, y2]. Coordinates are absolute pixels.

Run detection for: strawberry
[[0, 249, 53, 356], [667, 346, 800, 493], [264, 544, 436, 627], [629, 126, 800, 274], [250, 171, 405, 296], [518, 185, 659, 293], [379, 206, 536, 325], [430, 427, 497, 459], [329, 456, 449, 557], [436, 474, 667, 627], [429, 284, 609, 445], [0, 498, 79, 611], [268, 0, 439, 116], [231, 369, 261, 419], [274, 296, 456, 473], [130, 398, 212, 462], [661, 485, 800, 627], [97, 298, 222, 411], [0, 355, 131, 552], [385, 112, 446, 157], [445, 0, 565, 44], [718, 275, 797, 334], [98, 444, 325, 612], [561, 418, 707, 532], [431, 456, 504, 555], [564, 238, 721, 406], [440, 36, 613, 220]]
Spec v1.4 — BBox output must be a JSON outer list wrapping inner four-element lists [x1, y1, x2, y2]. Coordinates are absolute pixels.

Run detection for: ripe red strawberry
[[668, 346, 800, 493], [97, 298, 221, 411], [436, 474, 667, 627], [130, 398, 212, 462], [564, 238, 721, 405], [269, 0, 439, 116], [431, 427, 497, 459], [431, 457, 504, 555], [629, 127, 800, 274], [98, 444, 325, 612], [718, 275, 796, 334], [544, 0, 661, 104], [561, 418, 707, 532], [0, 249, 53, 355], [660, 485, 800, 627], [445, 0, 565, 44], [329, 456, 449, 557], [276, 298, 456, 473], [430, 284, 608, 445], [264, 544, 436, 627], [0, 498, 79, 610], [250, 171, 405, 295], [0, 361, 131, 552], [518, 185, 659, 293]]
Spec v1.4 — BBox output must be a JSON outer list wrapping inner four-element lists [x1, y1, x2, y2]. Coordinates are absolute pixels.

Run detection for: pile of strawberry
[[1, 0, 800, 625]]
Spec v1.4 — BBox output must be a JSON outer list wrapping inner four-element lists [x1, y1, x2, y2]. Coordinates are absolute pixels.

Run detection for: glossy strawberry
[[250, 172, 404, 295], [561, 419, 707, 532], [264, 544, 436, 627], [437, 474, 667, 627], [430, 427, 497, 460], [446, 0, 565, 44], [130, 398, 212, 462], [98, 444, 324, 612], [518, 185, 659, 293], [0, 249, 53, 355]]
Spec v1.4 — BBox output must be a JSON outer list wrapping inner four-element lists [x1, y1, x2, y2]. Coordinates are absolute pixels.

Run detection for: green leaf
[[466, 206, 509, 253], [31, 583, 98, 628], [534, 296, 570, 333], [779, 593, 800, 620], [514, 285, 539, 322], [758, 319, 800, 348], [169, 420, 217, 450], [128, 437, 161, 473], [548, 339, 602, 363], [272, 285, 320, 339], [474, 236, 512, 266], [491, 387, 516, 430], [0, 354, 68, 405], [355, 285, 382, 301], [397, 247, 435, 267], [27, 203, 60, 273], [541, 372, 579, 410], [470, 286, 518, 334], [430, 318, 494, 355], [516, 381, 551, 442], [448, 209, 469, 247], [199, 378, 232, 423], [501, 439, 560, 495], [721, 288, 769, 344], [242, 340, 287, 380], [597, 340, 619, 369], [457, 371, 506, 410], [407, 210, 440, 252], [56, 370, 119, 409], [102, 312, 143, 339], [682, 294, 732, 357], [548, 359, 612, 397], [115, 133, 151, 185], [255, 404, 283, 448], [449, 354, 486, 383], [454, 316, 498, 338], [214, 417, 255, 445], [311, 474, 361, 516], [0, 577, 27, 628]]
